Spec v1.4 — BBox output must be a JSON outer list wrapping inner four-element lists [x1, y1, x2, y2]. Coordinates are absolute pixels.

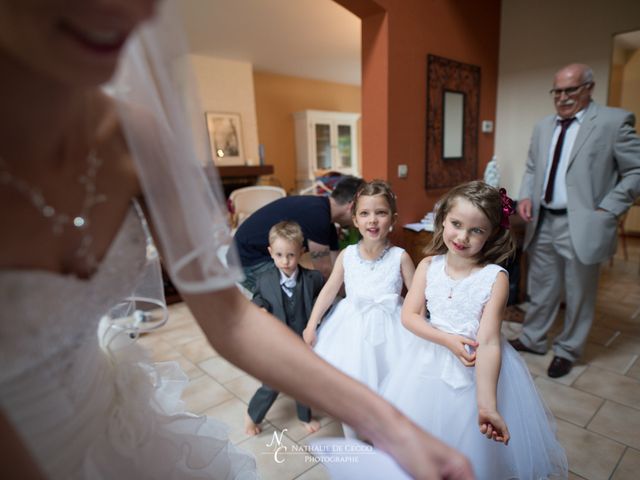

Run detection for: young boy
[[244, 221, 325, 435]]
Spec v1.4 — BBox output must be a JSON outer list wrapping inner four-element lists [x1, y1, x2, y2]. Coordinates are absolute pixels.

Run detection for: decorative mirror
[[442, 91, 465, 159], [425, 55, 480, 189]]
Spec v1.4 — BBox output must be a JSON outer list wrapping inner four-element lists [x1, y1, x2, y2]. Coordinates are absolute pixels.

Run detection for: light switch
[[398, 164, 408, 178], [481, 120, 494, 133]]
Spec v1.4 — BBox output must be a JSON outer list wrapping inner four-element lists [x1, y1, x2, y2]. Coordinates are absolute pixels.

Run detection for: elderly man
[[511, 63, 640, 378]]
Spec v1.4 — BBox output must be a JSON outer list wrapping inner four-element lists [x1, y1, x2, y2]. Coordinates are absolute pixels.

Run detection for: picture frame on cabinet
[[205, 111, 245, 166]]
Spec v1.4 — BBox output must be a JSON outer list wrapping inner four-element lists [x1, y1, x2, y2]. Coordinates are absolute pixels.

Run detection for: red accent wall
[[336, 0, 501, 227]]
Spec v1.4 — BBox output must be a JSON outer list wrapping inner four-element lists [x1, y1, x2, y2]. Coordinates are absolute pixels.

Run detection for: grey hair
[[581, 66, 594, 84]]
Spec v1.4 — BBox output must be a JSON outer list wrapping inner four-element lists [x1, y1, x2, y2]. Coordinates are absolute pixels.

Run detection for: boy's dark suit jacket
[[251, 264, 324, 335]]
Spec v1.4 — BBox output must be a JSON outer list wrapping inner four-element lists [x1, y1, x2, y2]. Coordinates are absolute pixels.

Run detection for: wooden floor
[[139, 237, 640, 480]]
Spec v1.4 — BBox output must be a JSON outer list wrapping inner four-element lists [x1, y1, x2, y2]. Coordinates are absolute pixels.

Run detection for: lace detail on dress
[[425, 255, 506, 340], [0, 209, 146, 382], [343, 244, 405, 299], [0, 206, 257, 479]]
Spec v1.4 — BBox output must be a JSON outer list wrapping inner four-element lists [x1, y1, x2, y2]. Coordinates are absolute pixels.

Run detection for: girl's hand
[[445, 334, 478, 366], [478, 408, 510, 445], [302, 327, 317, 347]]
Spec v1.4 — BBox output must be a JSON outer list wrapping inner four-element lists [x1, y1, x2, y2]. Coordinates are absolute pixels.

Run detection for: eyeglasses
[[549, 82, 592, 97]]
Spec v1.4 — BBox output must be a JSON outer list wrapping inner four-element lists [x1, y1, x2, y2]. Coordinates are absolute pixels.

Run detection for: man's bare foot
[[301, 418, 321, 433], [244, 413, 262, 436]]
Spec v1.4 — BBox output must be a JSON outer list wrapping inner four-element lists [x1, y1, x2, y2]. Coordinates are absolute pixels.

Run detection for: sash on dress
[[349, 294, 400, 346], [420, 316, 478, 389]]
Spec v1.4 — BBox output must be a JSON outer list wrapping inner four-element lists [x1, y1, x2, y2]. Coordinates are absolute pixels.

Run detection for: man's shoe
[[548, 356, 573, 378], [508, 338, 545, 355]]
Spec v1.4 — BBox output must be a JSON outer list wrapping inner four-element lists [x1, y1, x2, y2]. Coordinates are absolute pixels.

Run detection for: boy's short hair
[[268, 221, 304, 247]]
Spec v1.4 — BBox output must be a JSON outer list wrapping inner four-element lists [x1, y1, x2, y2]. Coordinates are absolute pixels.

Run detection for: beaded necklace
[[356, 240, 391, 271], [0, 150, 107, 271]]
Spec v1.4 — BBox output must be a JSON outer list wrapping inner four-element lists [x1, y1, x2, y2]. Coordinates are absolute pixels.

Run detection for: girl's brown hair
[[424, 180, 516, 266], [351, 180, 398, 216]]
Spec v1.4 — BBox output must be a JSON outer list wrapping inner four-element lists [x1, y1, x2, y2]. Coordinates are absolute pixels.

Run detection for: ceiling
[[179, 0, 362, 85]]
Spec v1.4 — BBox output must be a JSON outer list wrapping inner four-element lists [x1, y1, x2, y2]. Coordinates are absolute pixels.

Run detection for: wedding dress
[[0, 207, 257, 479]]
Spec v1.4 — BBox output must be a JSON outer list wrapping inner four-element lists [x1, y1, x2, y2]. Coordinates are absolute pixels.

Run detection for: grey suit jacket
[[251, 264, 324, 334], [519, 101, 640, 264]]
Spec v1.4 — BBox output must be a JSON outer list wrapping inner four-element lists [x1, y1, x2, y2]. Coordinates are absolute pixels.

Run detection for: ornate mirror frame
[[425, 55, 480, 189]]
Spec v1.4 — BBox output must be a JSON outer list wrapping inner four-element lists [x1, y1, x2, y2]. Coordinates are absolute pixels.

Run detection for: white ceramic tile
[[294, 464, 331, 480], [581, 342, 638, 375], [588, 401, 640, 450], [626, 358, 640, 381], [609, 333, 640, 356], [181, 374, 234, 414], [203, 397, 259, 444], [224, 375, 263, 404], [535, 377, 603, 427], [519, 350, 587, 386], [178, 337, 219, 363], [611, 447, 640, 480], [573, 366, 640, 410], [198, 356, 247, 384], [556, 419, 625, 480]]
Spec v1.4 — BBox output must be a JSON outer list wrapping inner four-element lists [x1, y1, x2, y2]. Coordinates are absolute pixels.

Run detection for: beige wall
[[253, 71, 361, 193], [495, 0, 640, 196], [189, 55, 260, 166], [621, 48, 640, 233], [621, 49, 640, 120]]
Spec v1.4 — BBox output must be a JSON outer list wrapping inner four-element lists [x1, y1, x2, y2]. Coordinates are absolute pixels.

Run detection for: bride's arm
[[182, 287, 474, 480], [0, 411, 45, 479]]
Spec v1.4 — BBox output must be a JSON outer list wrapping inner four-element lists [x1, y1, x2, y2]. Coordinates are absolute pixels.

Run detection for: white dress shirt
[[541, 109, 586, 209]]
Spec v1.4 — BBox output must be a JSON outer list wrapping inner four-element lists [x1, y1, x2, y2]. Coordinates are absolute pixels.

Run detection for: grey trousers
[[248, 384, 311, 423], [520, 211, 600, 362]]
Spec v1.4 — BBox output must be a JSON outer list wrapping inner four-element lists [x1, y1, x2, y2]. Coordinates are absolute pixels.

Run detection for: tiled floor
[[139, 238, 640, 480]]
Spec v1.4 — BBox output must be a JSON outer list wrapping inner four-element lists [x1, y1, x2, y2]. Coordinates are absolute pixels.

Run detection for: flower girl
[[383, 181, 568, 479], [303, 181, 414, 436]]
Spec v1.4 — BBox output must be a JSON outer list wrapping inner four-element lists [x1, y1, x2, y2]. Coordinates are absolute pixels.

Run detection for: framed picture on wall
[[205, 111, 245, 166]]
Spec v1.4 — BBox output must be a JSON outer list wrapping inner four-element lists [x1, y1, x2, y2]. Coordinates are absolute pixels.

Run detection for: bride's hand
[[382, 420, 475, 480]]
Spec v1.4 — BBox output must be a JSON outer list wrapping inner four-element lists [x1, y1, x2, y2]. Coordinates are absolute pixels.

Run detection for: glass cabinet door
[[337, 124, 353, 168], [314, 123, 332, 170]]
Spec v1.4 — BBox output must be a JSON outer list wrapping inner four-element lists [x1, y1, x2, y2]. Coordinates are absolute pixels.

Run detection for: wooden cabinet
[[293, 110, 360, 191], [402, 228, 434, 266]]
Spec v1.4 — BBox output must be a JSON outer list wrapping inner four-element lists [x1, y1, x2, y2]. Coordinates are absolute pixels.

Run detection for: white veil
[[107, 0, 242, 295]]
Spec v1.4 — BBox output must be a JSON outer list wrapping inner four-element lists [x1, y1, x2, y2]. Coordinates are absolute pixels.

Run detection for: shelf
[[217, 165, 274, 178]]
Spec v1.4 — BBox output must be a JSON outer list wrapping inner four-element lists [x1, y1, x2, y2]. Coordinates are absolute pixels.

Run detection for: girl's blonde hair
[[424, 180, 516, 266], [351, 180, 398, 216]]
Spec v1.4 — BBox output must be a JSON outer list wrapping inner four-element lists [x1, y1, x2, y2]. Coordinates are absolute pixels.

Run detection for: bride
[[0, 1, 473, 479]]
